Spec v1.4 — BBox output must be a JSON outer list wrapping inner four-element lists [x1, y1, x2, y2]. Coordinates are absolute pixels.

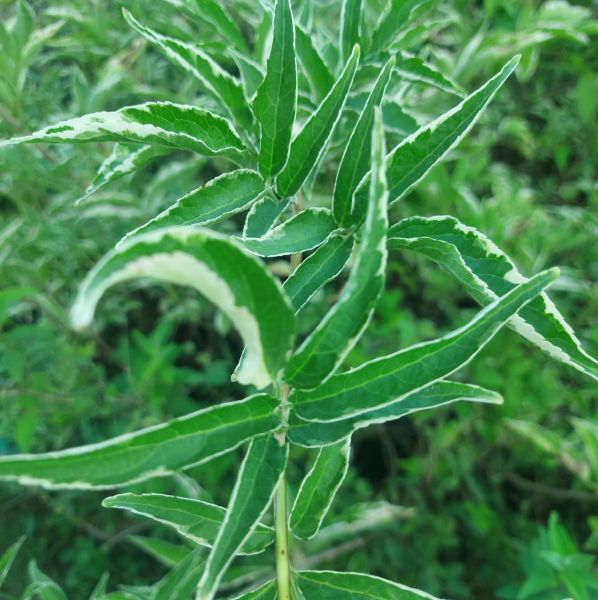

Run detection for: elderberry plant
[[1, 0, 596, 599]]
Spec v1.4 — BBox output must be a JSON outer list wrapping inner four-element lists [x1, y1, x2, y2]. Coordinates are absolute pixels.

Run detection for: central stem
[[274, 473, 292, 600]]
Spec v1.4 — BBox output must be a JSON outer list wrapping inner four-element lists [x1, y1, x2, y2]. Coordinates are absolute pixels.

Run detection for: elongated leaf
[[103, 493, 273, 554], [243, 193, 291, 238], [340, 0, 362, 64], [369, 0, 426, 53], [196, 435, 287, 600], [353, 57, 520, 220], [89, 572, 110, 600], [241, 208, 336, 257], [0, 536, 25, 590], [122, 170, 266, 241], [283, 233, 354, 311], [71, 227, 295, 389], [388, 216, 598, 380], [333, 57, 394, 226], [232, 51, 264, 99], [0, 102, 248, 159], [130, 536, 189, 567], [292, 269, 559, 422], [230, 581, 276, 600], [296, 571, 442, 599], [295, 25, 334, 101], [253, 0, 297, 177], [290, 438, 351, 539], [152, 547, 205, 600], [275, 44, 360, 198], [81, 144, 167, 201], [23, 561, 67, 600], [383, 100, 419, 135], [289, 381, 502, 447], [394, 52, 463, 96], [284, 108, 388, 390], [123, 11, 252, 129], [0, 394, 279, 489]]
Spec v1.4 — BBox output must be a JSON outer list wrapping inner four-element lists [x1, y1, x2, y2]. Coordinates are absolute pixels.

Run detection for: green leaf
[[369, 0, 427, 54], [0, 536, 25, 590], [290, 438, 351, 539], [0, 394, 279, 489], [71, 226, 295, 389], [253, 0, 297, 178], [284, 107, 388, 390], [295, 25, 334, 101], [232, 51, 265, 99], [340, 0, 362, 64], [353, 57, 520, 219], [229, 580, 276, 599], [289, 381, 502, 447], [122, 170, 267, 241], [0, 102, 249, 160], [283, 233, 354, 311], [123, 11, 253, 129], [393, 52, 463, 96], [292, 269, 559, 422], [241, 208, 336, 257], [382, 100, 419, 135], [103, 493, 273, 554], [388, 215, 598, 380], [243, 193, 292, 238], [333, 57, 394, 226], [275, 44, 360, 198], [296, 570, 441, 599], [129, 536, 189, 567], [152, 547, 205, 600], [23, 561, 67, 600], [196, 435, 287, 600], [80, 144, 167, 202], [89, 572, 110, 600]]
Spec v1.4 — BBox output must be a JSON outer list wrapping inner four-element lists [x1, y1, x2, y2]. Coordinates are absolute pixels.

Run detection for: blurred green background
[[0, 0, 596, 598]]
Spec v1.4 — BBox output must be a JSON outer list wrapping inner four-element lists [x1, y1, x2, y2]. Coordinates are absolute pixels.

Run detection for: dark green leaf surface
[[283, 233, 354, 311], [369, 0, 426, 53], [196, 435, 287, 600], [0, 536, 25, 590], [0, 394, 279, 489], [275, 44, 360, 198], [333, 57, 394, 226], [284, 108, 388, 389], [296, 570, 442, 599], [230, 580, 276, 599], [292, 269, 558, 421], [253, 0, 297, 177], [290, 438, 351, 539], [340, 0, 362, 64], [241, 208, 336, 257], [103, 493, 273, 554], [288, 382, 502, 447], [151, 548, 205, 600], [394, 52, 463, 95], [295, 25, 334, 101], [0, 101, 249, 159], [243, 193, 292, 238], [71, 226, 296, 388]]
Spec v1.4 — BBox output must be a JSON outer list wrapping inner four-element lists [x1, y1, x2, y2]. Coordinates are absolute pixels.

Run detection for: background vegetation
[[0, 0, 596, 598]]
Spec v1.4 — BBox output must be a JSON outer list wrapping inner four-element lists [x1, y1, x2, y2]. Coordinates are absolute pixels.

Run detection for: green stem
[[274, 473, 292, 600]]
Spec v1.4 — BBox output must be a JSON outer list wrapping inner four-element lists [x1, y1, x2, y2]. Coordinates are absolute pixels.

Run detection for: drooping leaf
[[253, 0, 297, 177], [353, 57, 520, 219], [275, 44, 360, 198], [292, 269, 559, 421], [103, 493, 273, 554], [0, 394, 279, 489], [0, 536, 25, 590], [80, 144, 167, 201], [283, 233, 354, 311], [123, 11, 253, 129], [71, 227, 296, 389], [122, 170, 267, 241], [296, 570, 442, 599], [369, 0, 427, 53], [243, 193, 292, 238], [241, 208, 336, 257], [288, 381, 502, 447], [0, 102, 248, 160], [151, 547, 205, 600], [388, 215, 598, 380], [393, 52, 463, 96], [340, 0, 362, 65], [284, 108, 388, 390], [196, 435, 287, 600], [290, 438, 351, 539], [333, 57, 394, 226], [295, 25, 334, 101]]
